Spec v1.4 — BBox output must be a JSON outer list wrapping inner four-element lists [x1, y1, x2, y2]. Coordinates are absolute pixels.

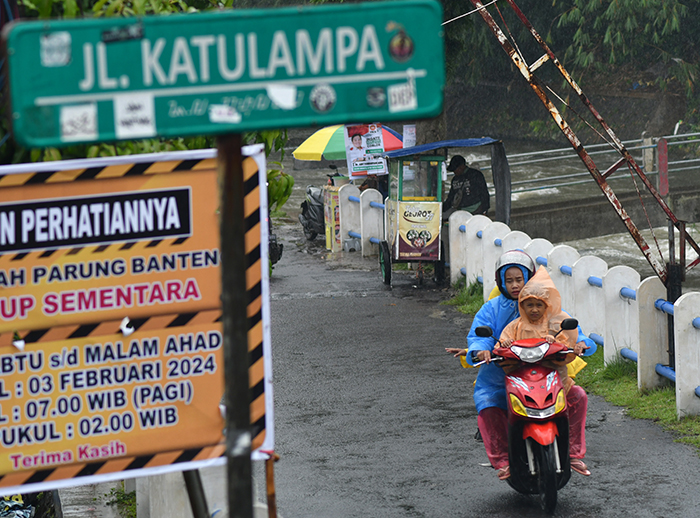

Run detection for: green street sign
[[3, 0, 444, 148]]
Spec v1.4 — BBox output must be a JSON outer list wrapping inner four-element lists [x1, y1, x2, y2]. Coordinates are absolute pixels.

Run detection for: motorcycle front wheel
[[534, 441, 558, 514]]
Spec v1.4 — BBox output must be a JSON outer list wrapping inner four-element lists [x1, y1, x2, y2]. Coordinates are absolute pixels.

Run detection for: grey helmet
[[495, 250, 536, 299]]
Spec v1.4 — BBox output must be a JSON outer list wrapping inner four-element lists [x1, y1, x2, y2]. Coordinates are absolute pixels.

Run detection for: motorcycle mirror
[[329, 164, 338, 171], [560, 318, 578, 330], [475, 326, 493, 338]]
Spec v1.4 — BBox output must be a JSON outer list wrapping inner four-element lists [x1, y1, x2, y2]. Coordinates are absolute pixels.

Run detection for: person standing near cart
[[442, 155, 490, 220]]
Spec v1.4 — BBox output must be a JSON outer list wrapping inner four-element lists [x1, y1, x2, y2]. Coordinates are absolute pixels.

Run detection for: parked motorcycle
[[474, 318, 579, 514], [298, 185, 324, 241], [268, 217, 283, 266]]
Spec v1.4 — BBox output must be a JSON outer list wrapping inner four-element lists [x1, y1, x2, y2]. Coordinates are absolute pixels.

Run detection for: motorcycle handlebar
[[473, 348, 577, 367], [473, 356, 504, 367]]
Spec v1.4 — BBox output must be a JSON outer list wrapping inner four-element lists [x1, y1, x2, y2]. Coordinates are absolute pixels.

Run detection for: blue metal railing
[[369, 201, 385, 210], [655, 364, 676, 383], [588, 276, 603, 288], [620, 348, 638, 362], [559, 265, 572, 276], [655, 299, 674, 315], [589, 333, 604, 346], [652, 298, 675, 383], [348, 195, 360, 203], [348, 231, 361, 239], [619, 287, 636, 301], [536, 256, 547, 267]]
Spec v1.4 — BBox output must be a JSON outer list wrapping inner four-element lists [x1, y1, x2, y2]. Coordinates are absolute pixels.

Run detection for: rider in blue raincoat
[[465, 251, 533, 412], [464, 251, 595, 412], [446, 250, 595, 479]]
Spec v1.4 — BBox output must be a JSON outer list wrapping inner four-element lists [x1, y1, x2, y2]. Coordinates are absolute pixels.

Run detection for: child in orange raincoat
[[499, 266, 579, 393]]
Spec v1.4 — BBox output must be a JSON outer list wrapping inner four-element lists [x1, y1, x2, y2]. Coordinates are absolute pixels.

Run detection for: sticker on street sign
[[2, 0, 444, 147]]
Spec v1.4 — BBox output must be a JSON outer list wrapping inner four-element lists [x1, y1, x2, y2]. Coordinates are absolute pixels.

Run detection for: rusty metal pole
[[666, 222, 682, 370], [218, 133, 253, 518]]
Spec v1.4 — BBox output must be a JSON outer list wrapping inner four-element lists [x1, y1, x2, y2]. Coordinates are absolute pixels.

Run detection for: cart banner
[[0, 166, 221, 334], [397, 201, 440, 260], [0, 147, 275, 495], [344, 123, 387, 178]]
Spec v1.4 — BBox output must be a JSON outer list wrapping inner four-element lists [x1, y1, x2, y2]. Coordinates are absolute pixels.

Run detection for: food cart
[[379, 138, 511, 285], [380, 153, 445, 285]]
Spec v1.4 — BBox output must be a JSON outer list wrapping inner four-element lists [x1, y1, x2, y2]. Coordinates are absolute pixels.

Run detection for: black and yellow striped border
[[0, 154, 269, 488], [0, 158, 217, 188]]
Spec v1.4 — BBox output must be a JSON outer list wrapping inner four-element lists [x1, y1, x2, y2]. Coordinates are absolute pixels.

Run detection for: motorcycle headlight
[[509, 394, 528, 417], [510, 393, 563, 419], [554, 389, 566, 414], [511, 343, 549, 363]]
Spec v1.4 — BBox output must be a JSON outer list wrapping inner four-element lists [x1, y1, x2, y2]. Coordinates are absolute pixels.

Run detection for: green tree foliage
[[441, 0, 699, 96], [554, 0, 697, 94]]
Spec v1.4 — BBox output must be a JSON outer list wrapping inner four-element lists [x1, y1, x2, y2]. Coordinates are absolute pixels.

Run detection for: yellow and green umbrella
[[293, 125, 403, 161]]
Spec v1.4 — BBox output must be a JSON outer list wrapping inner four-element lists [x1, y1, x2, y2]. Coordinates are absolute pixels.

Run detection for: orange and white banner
[[0, 147, 274, 495]]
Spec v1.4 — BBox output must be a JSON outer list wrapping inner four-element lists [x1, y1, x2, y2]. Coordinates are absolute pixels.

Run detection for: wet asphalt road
[[263, 220, 700, 518]]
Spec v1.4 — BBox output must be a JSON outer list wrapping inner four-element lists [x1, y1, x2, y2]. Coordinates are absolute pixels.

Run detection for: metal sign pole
[[183, 470, 210, 518], [218, 134, 254, 518]]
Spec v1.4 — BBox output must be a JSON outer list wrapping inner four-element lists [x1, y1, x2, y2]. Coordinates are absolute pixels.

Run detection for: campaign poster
[[344, 123, 388, 178], [397, 201, 441, 261], [402, 124, 416, 148], [323, 186, 341, 252]]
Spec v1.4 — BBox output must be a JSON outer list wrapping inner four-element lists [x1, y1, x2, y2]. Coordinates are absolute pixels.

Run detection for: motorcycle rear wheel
[[534, 441, 558, 514]]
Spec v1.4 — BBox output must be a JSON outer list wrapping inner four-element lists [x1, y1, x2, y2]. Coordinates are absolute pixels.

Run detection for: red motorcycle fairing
[[493, 336, 574, 502], [522, 420, 558, 445], [505, 364, 566, 416]]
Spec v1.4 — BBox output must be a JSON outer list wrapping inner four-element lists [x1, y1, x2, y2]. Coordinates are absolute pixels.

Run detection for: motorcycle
[[298, 165, 350, 241], [298, 185, 325, 241], [474, 318, 579, 514], [268, 216, 283, 266]]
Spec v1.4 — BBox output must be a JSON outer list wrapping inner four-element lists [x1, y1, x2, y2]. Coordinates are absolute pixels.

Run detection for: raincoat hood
[[517, 266, 561, 325], [515, 266, 576, 345]]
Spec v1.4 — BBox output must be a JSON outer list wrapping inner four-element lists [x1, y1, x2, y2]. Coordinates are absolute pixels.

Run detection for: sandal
[[497, 465, 510, 480], [570, 459, 591, 476]]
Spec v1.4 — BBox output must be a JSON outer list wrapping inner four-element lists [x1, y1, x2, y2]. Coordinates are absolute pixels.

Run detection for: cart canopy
[[384, 137, 511, 225], [384, 138, 499, 158]]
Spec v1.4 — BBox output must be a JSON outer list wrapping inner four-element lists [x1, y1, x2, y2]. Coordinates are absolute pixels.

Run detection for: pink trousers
[[478, 385, 588, 470]]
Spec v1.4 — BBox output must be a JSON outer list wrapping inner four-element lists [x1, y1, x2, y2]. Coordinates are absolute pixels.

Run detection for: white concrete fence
[[338, 184, 385, 256], [336, 194, 700, 419]]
